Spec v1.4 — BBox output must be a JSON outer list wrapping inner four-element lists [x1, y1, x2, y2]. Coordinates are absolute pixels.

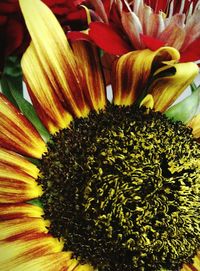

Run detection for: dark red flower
[[0, 0, 86, 73]]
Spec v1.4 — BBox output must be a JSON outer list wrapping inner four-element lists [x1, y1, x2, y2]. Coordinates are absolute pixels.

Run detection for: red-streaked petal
[[20, 0, 89, 120], [0, 147, 39, 179], [0, 233, 63, 270], [0, 163, 42, 203], [140, 34, 165, 50], [183, 9, 200, 50], [121, 11, 143, 49], [111, 47, 180, 106], [0, 218, 49, 241], [11, 252, 72, 271], [22, 43, 73, 134], [158, 14, 186, 50], [71, 40, 106, 111], [89, 22, 131, 55], [0, 203, 43, 221], [0, 94, 47, 158]]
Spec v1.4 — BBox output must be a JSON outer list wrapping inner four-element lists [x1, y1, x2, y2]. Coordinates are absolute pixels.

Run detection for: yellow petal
[[0, 94, 47, 158], [0, 234, 63, 271], [20, 0, 89, 120], [0, 147, 39, 179], [0, 218, 49, 241], [22, 43, 72, 134], [140, 94, 154, 109], [11, 252, 72, 271], [187, 114, 200, 140], [0, 203, 43, 221], [71, 40, 106, 111], [111, 47, 180, 106], [74, 263, 94, 271], [149, 62, 199, 112], [0, 161, 42, 203]]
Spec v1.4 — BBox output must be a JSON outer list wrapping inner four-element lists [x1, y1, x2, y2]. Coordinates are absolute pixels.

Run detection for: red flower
[[88, 0, 200, 62], [0, 0, 86, 73]]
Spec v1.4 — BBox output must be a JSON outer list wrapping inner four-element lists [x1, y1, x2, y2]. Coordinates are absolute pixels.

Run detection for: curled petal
[[111, 47, 180, 106], [19, 0, 89, 120], [71, 40, 106, 111], [0, 94, 46, 158], [149, 62, 199, 112]]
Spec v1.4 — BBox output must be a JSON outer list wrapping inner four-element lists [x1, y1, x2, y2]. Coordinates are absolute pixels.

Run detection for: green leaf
[[165, 85, 200, 123], [0, 56, 50, 141], [27, 198, 43, 208], [1, 76, 50, 141]]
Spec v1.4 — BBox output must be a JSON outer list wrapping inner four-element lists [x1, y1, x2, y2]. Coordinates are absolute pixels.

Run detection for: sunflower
[[0, 0, 200, 271]]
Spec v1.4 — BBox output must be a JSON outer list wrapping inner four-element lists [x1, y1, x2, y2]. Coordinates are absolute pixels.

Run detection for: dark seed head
[[38, 104, 200, 271]]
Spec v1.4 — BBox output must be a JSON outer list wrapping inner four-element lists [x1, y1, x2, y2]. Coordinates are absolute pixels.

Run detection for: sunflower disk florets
[[38, 104, 200, 271]]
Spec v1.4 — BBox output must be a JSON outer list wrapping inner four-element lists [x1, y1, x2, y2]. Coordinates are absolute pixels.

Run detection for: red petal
[[89, 22, 131, 55], [140, 34, 165, 51], [180, 38, 200, 62], [67, 31, 92, 42]]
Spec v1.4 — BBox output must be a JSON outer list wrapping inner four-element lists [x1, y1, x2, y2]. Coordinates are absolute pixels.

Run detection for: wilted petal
[[0, 94, 47, 158]]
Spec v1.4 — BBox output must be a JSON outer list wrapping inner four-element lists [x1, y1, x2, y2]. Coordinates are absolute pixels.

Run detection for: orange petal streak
[[0, 147, 39, 178], [11, 252, 72, 271], [0, 218, 49, 241], [71, 40, 106, 111], [0, 233, 63, 271], [0, 203, 43, 221], [20, 0, 89, 121], [0, 94, 47, 158], [22, 43, 73, 134], [0, 164, 42, 203]]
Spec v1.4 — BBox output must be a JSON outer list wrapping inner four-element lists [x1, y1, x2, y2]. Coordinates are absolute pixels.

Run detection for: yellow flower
[[0, 1, 199, 271]]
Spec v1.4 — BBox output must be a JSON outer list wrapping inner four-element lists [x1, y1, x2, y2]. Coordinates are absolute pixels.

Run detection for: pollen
[[37, 104, 200, 271]]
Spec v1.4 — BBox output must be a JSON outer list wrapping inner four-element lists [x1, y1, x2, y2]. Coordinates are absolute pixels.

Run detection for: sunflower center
[[38, 104, 200, 271]]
